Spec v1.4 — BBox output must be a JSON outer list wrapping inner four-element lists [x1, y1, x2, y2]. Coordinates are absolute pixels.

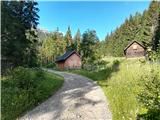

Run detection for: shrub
[[137, 69, 160, 120], [10, 67, 39, 90], [1, 67, 63, 120], [35, 68, 45, 80], [113, 59, 120, 65], [45, 62, 56, 68], [139, 59, 146, 64], [148, 49, 160, 62]]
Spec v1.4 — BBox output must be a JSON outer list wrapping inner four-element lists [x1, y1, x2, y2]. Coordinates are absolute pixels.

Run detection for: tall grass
[[71, 58, 160, 120], [1, 67, 64, 120]]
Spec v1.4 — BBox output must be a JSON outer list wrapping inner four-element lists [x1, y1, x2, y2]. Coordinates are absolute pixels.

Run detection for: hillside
[[71, 57, 160, 120], [101, 1, 160, 57]]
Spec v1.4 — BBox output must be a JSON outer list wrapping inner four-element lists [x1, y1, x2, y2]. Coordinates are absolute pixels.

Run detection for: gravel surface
[[19, 69, 112, 120]]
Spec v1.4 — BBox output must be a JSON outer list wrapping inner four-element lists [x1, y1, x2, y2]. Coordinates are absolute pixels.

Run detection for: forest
[[2, 1, 160, 69], [1, 1, 160, 120], [102, 1, 160, 58], [38, 1, 160, 66]]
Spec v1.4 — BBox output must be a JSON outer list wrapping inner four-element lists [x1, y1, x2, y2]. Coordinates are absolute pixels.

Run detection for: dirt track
[[20, 70, 112, 120]]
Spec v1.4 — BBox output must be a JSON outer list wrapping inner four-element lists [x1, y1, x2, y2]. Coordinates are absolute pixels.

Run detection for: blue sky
[[37, 1, 150, 40]]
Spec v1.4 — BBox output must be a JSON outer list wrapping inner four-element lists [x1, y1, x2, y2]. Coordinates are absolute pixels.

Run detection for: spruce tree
[[81, 29, 99, 67], [103, 1, 160, 57], [74, 29, 81, 53], [64, 26, 73, 51], [1, 1, 39, 67]]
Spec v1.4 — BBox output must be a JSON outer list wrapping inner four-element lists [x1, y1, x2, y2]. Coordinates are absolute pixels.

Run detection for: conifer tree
[[1, 1, 39, 67], [103, 1, 160, 57], [81, 29, 99, 67], [74, 29, 81, 53], [64, 26, 73, 51]]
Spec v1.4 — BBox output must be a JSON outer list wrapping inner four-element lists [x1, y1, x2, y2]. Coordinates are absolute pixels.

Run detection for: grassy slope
[[1, 69, 64, 120], [71, 58, 160, 120]]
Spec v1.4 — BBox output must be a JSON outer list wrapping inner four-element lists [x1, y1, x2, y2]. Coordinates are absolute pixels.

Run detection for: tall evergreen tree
[[74, 29, 81, 53], [64, 26, 73, 51], [81, 29, 99, 67], [103, 1, 160, 57], [155, 9, 160, 51], [141, 1, 160, 50], [1, 1, 39, 67], [149, 1, 160, 50], [153, 6, 160, 59]]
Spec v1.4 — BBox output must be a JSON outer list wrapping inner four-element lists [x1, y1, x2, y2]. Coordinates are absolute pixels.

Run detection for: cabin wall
[[125, 42, 146, 58], [64, 53, 81, 69], [57, 62, 65, 70]]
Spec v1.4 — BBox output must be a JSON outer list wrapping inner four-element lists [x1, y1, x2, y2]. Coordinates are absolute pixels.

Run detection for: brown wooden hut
[[55, 50, 81, 70], [124, 41, 146, 58]]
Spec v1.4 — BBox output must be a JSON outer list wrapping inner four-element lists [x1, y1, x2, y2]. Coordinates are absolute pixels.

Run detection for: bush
[[10, 67, 39, 90], [1, 67, 64, 120], [71, 58, 159, 120], [148, 50, 160, 62], [139, 59, 146, 65], [113, 59, 120, 65], [45, 62, 56, 68], [137, 69, 160, 120], [35, 68, 45, 80]]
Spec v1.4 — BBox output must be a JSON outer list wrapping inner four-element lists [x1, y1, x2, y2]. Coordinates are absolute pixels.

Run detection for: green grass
[[70, 58, 160, 120], [1, 68, 64, 120]]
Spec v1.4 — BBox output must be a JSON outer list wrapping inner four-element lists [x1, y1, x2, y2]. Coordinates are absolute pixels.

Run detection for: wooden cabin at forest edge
[[55, 50, 82, 70], [124, 41, 146, 58]]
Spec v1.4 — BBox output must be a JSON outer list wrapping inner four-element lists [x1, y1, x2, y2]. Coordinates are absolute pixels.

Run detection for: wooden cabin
[[55, 50, 82, 70], [124, 41, 146, 58]]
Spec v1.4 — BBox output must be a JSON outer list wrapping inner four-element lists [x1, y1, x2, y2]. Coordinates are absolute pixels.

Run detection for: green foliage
[[37, 29, 51, 45], [74, 29, 81, 53], [112, 59, 120, 66], [137, 70, 160, 120], [102, 1, 160, 57], [70, 59, 120, 81], [148, 49, 160, 62], [81, 29, 100, 67], [65, 26, 74, 51], [38, 29, 65, 65], [1, 67, 64, 120], [1, 1, 39, 67], [38, 27, 101, 67], [9, 67, 39, 90], [45, 62, 56, 68], [70, 58, 160, 120]]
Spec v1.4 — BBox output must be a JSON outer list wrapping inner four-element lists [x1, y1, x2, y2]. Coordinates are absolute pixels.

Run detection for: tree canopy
[[2, 1, 39, 67], [2, 1, 160, 69], [101, 1, 160, 58]]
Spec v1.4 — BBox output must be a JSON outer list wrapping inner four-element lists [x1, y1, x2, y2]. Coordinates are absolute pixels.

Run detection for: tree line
[[100, 1, 160, 60], [2, 1, 39, 67], [2, 1, 160, 70], [38, 27, 100, 67], [1, 0, 100, 69]]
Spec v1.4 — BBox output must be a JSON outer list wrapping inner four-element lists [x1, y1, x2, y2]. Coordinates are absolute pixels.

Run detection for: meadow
[[71, 57, 160, 120], [1, 67, 64, 120]]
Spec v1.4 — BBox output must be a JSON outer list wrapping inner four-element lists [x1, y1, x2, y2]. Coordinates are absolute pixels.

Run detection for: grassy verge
[[1, 67, 64, 120], [70, 58, 160, 120]]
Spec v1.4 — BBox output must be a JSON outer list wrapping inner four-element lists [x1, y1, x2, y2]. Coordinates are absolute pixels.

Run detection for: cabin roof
[[124, 41, 145, 53], [55, 50, 80, 62]]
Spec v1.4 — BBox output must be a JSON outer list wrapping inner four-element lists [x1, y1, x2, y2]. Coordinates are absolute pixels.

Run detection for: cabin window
[[133, 45, 137, 50]]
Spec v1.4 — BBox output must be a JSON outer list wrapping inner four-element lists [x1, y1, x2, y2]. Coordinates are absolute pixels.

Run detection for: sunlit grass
[[70, 58, 160, 120], [1, 69, 64, 120]]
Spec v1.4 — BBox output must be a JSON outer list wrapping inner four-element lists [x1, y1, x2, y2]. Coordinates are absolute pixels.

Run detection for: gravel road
[[19, 69, 112, 120]]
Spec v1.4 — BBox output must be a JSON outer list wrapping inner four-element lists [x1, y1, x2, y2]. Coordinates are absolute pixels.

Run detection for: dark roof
[[55, 50, 80, 62], [124, 41, 146, 52]]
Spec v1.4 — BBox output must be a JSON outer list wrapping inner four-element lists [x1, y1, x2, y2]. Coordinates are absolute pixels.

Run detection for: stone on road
[[20, 69, 112, 120]]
